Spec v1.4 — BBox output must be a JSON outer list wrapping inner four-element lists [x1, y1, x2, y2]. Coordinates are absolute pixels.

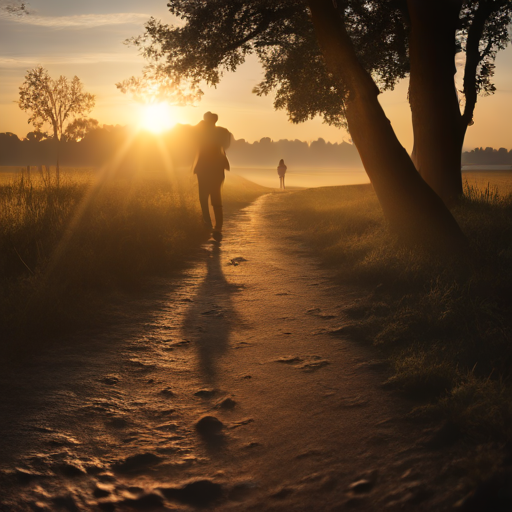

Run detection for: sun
[[140, 103, 175, 133]]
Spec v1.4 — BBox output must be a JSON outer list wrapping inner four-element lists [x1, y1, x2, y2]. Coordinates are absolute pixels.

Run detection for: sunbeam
[[36, 130, 140, 289]]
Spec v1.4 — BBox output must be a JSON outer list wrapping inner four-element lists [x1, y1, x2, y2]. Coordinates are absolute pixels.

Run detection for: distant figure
[[277, 159, 287, 189], [193, 112, 231, 241]]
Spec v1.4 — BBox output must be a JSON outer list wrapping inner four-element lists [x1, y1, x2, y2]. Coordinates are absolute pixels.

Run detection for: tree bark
[[408, 0, 464, 207], [308, 0, 467, 252]]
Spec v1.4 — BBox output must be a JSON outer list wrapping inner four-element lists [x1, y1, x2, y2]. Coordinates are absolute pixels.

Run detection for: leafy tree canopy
[[26, 130, 47, 142], [0, 0, 30, 17], [121, 0, 510, 128], [64, 117, 99, 142]]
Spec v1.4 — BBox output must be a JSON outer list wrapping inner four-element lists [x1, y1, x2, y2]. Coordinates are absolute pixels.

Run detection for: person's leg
[[210, 179, 224, 231], [197, 177, 213, 228], [283, 175, 285, 189]]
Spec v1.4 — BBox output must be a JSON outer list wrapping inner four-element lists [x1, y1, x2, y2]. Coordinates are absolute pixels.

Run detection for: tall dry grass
[[0, 167, 268, 347]]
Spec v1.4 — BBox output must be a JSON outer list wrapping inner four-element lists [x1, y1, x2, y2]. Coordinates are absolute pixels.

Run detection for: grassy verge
[[279, 181, 512, 443], [0, 167, 269, 348]]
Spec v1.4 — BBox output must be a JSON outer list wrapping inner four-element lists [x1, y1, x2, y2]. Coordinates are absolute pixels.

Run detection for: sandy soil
[[0, 193, 471, 511]]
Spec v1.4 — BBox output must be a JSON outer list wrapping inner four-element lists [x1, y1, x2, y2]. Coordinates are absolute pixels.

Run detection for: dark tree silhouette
[[408, 0, 511, 205], [0, 1, 30, 17], [121, 0, 511, 249], [64, 118, 99, 142], [26, 131, 47, 142], [463, 146, 512, 165]]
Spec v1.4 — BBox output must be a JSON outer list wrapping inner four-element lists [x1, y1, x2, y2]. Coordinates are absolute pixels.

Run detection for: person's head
[[279, 159, 285, 165], [203, 111, 218, 126]]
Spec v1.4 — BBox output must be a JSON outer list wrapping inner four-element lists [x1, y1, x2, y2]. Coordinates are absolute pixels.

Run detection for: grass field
[[279, 177, 512, 443], [3, 163, 512, 442], [0, 166, 270, 348], [463, 169, 512, 195], [5, 166, 512, 192]]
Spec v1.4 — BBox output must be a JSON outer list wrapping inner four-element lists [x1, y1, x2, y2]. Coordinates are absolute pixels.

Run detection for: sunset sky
[[1, 0, 511, 151]]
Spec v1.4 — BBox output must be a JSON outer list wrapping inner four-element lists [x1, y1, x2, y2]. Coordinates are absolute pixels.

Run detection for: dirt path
[[0, 194, 466, 511]]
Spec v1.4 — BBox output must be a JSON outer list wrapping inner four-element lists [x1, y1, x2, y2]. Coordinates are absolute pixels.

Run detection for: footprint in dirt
[[274, 355, 330, 371], [100, 375, 119, 385], [159, 387, 175, 397], [158, 479, 225, 508], [228, 257, 248, 266], [299, 358, 330, 371], [161, 339, 191, 351], [275, 356, 304, 364], [126, 359, 157, 372], [214, 397, 237, 410], [306, 307, 337, 319], [112, 452, 162, 474], [196, 416, 226, 449], [194, 388, 218, 398]]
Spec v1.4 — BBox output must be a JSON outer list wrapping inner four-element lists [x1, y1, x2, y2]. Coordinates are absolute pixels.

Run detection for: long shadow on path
[[182, 240, 243, 386]]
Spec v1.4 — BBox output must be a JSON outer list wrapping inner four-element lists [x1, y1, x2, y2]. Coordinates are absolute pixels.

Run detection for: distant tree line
[[3, 126, 511, 170], [0, 126, 136, 167], [229, 137, 362, 168], [0, 125, 363, 169], [462, 147, 512, 166]]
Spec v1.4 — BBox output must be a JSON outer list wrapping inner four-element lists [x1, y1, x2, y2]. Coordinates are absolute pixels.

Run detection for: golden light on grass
[[140, 102, 175, 133]]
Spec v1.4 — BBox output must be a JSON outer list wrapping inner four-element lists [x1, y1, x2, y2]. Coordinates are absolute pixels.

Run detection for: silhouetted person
[[277, 159, 287, 189], [193, 112, 231, 241]]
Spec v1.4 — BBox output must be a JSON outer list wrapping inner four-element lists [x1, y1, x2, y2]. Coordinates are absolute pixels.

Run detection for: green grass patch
[[279, 181, 512, 442], [0, 167, 269, 348]]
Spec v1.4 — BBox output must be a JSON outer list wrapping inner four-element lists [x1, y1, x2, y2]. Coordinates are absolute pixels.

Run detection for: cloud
[[0, 11, 150, 28], [0, 53, 144, 66]]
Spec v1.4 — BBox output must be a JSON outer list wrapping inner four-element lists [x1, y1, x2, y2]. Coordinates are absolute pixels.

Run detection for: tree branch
[[221, 18, 273, 54], [306, 0, 379, 99], [462, 1, 493, 126]]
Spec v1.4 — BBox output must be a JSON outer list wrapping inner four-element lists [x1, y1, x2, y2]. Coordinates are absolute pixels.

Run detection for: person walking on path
[[193, 112, 231, 241], [277, 159, 287, 189]]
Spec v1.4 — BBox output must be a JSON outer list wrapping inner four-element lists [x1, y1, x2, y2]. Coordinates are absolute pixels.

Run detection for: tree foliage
[[64, 117, 99, 142], [0, 0, 30, 17], [26, 130, 47, 142], [457, 0, 511, 125], [122, 0, 510, 128], [18, 66, 95, 141]]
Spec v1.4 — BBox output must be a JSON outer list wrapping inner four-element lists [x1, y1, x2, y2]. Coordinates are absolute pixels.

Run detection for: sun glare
[[140, 103, 175, 134]]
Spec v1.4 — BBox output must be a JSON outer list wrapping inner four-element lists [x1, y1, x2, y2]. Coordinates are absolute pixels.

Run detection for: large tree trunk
[[308, 0, 467, 252], [408, 0, 465, 208]]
